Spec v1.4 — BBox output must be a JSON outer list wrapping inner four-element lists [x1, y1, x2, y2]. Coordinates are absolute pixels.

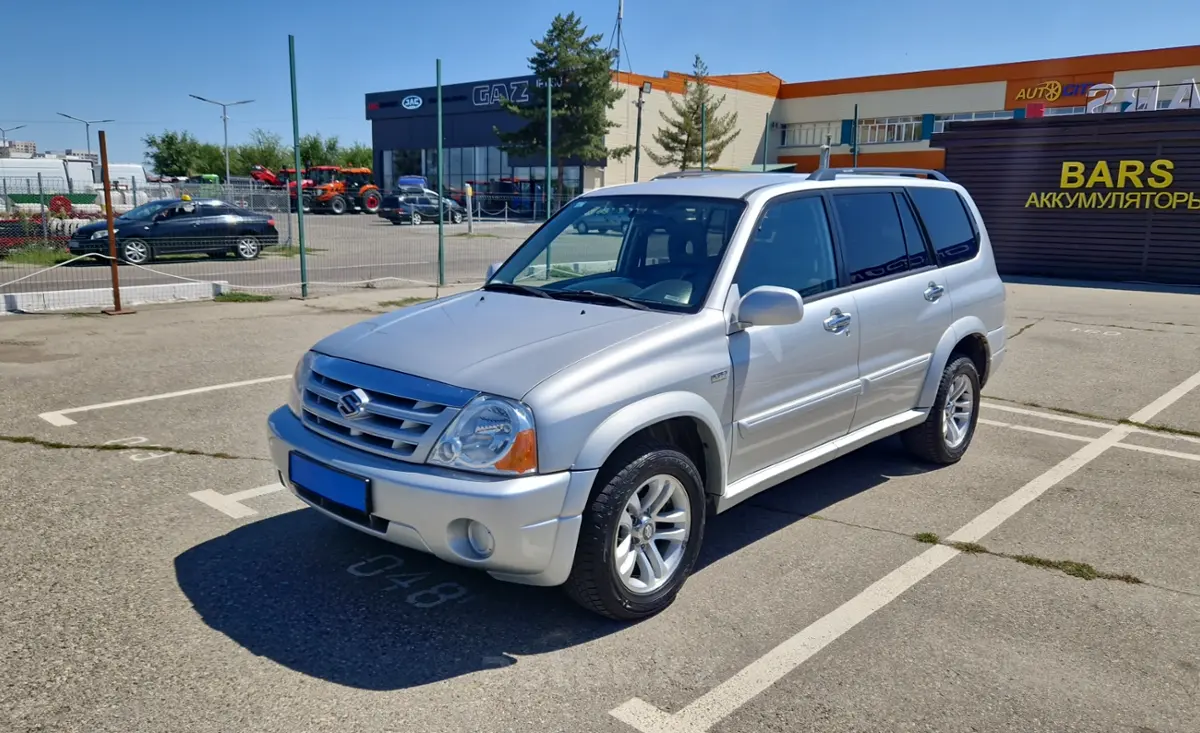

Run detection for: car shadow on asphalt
[[173, 436, 929, 690]]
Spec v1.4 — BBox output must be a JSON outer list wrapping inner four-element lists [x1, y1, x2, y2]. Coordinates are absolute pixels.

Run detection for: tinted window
[[832, 192, 909, 285], [907, 187, 979, 266], [734, 196, 838, 300], [895, 194, 932, 268]]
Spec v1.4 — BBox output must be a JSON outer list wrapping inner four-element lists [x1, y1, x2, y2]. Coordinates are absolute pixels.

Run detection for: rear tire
[[362, 191, 381, 214], [451, 210, 464, 224], [575, 221, 589, 234], [564, 440, 705, 621], [411, 211, 423, 226], [234, 235, 261, 261], [901, 355, 981, 465]]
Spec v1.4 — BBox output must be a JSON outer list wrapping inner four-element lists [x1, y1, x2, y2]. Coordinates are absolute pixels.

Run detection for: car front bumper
[[267, 406, 594, 587]]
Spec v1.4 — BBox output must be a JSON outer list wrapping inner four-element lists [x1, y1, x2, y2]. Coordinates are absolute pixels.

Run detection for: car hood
[[310, 290, 678, 399], [75, 218, 137, 235]]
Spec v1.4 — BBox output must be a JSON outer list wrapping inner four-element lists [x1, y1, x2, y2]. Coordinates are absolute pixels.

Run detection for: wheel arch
[[572, 391, 728, 501], [916, 317, 992, 409]]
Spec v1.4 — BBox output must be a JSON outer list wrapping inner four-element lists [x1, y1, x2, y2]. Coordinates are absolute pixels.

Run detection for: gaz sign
[[472, 80, 529, 107]]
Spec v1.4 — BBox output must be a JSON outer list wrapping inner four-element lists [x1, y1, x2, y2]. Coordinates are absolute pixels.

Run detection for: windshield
[[309, 168, 339, 184], [488, 195, 746, 312], [120, 200, 176, 221]]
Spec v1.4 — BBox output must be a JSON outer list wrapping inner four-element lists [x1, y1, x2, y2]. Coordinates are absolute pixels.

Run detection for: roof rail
[[806, 166, 949, 182]]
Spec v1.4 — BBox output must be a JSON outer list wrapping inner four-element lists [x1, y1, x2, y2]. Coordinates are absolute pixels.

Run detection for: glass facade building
[[384, 146, 582, 198]]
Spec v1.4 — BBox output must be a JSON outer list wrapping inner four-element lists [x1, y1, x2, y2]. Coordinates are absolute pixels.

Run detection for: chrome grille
[[299, 354, 478, 463]]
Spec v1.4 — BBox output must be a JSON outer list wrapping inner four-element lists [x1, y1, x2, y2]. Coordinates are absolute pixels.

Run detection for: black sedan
[[70, 198, 280, 264], [377, 194, 466, 225]]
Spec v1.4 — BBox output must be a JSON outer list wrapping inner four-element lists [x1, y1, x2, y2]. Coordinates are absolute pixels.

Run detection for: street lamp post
[[55, 113, 114, 156], [633, 81, 651, 182], [189, 94, 254, 184], [0, 124, 26, 146]]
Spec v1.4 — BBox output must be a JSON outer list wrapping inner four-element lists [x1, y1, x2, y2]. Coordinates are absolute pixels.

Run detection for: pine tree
[[647, 55, 740, 170], [496, 12, 632, 195]]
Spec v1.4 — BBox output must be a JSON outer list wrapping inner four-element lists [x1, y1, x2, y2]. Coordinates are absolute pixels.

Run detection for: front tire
[[328, 195, 347, 215], [451, 210, 464, 224], [564, 441, 706, 620], [575, 221, 589, 234], [901, 355, 981, 465], [121, 238, 152, 265]]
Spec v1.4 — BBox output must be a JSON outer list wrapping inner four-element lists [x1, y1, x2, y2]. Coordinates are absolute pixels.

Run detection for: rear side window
[[907, 187, 979, 267], [831, 192, 909, 285], [895, 194, 932, 269]]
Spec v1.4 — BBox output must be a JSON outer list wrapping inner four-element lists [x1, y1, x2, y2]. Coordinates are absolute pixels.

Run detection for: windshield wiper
[[546, 289, 650, 310], [482, 281, 554, 298]]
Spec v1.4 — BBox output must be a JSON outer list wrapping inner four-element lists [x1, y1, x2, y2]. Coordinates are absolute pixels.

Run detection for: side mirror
[[486, 262, 502, 280], [734, 286, 804, 329]]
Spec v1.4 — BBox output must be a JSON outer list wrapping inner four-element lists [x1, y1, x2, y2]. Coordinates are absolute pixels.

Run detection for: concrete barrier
[[1, 280, 230, 314]]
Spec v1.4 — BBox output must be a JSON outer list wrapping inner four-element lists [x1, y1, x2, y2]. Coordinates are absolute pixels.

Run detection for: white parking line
[[980, 418, 1200, 463], [612, 367, 1200, 733], [190, 483, 288, 518], [38, 374, 290, 426], [982, 400, 1200, 446]]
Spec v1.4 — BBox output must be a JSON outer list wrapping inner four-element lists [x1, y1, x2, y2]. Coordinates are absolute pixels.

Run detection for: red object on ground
[[48, 195, 73, 216]]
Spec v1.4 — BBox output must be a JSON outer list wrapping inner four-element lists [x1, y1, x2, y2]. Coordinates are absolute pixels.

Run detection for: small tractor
[[306, 166, 382, 215]]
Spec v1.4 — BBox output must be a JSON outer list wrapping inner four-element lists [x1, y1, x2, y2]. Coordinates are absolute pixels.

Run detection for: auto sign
[[401, 95, 423, 110]]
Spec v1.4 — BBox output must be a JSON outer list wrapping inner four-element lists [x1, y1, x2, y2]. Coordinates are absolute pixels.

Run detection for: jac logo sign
[[401, 95, 423, 110], [472, 80, 529, 107]]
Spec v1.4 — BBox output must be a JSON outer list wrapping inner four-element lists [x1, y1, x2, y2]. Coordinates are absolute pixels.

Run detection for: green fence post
[[762, 113, 769, 171], [852, 103, 859, 167], [289, 34, 308, 298], [545, 77, 552, 220], [701, 103, 707, 171], [436, 58, 445, 287]]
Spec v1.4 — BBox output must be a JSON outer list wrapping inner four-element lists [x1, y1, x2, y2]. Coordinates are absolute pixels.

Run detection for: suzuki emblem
[[336, 388, 371, 419]]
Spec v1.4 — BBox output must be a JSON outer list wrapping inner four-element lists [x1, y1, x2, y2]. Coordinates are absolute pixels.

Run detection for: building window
[[1044, 106, 1086, 116], [779, 120, 842, 147], [932, 110, 1014, 134], [856, 116, 923, 144]]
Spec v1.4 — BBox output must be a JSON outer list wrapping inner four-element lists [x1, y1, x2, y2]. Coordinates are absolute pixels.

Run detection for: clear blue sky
[[4, 0, 1198, 165]]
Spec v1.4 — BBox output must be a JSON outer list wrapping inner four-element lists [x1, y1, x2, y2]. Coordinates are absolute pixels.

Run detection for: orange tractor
[[305, 166, 383, 215]]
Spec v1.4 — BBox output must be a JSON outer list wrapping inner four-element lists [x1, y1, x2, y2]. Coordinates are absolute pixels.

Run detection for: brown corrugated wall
[[931, 110, 1200, 285]]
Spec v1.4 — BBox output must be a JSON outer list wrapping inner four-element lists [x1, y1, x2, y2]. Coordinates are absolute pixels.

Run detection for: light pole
[[0, 124, 26, 147], [633, 81, 651, 182], [189, 94, 254, 184], [55, 113, 113, 156]]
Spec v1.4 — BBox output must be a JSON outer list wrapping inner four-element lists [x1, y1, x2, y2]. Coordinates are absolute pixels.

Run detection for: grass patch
[[378, 297, 429, 308], [1010, 320, 1041, 339], [949, 541, 989, 554], [913, 532, 940, 544], [1118, 419, 1200, 439], [264, 246, 328, 258], [0, 433, 253, 460], [449, 232, 499, 238], [3, 244, 74, 267], [214, 291, 274, 303]]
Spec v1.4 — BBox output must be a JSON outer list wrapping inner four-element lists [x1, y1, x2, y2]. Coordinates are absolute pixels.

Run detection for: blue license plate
[[288, 453, 370, 512]]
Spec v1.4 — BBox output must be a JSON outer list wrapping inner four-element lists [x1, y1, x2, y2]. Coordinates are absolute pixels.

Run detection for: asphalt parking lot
[[2, 279, 1199, 733]]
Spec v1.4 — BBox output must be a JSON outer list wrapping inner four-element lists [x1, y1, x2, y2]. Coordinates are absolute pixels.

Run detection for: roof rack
[[806, 167, 949, 182]]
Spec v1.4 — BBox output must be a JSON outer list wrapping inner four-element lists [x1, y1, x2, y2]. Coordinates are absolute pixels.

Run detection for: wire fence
[[0, 174, 576, 312]]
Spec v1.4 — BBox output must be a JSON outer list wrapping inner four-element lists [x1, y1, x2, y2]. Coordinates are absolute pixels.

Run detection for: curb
[[1, 281, 230, 314]]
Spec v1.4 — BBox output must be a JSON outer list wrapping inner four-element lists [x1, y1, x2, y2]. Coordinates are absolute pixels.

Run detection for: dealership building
[[364, 44, 1199, 194]]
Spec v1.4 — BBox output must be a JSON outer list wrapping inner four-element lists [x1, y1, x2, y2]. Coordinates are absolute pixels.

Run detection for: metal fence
[[1, 173, 576, 313]]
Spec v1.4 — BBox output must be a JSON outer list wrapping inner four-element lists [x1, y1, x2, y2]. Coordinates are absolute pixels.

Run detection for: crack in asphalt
[[0, 434, 267, 461]]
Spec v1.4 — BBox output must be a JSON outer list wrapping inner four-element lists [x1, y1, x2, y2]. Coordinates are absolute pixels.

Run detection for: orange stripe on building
[[778, 44, 1200, 99], [613, 70, 782, 97]]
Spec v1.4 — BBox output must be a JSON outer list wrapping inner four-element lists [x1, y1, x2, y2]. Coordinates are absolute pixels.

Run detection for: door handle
[[924, 282, 946, 302], [823, 309, 853, 333]]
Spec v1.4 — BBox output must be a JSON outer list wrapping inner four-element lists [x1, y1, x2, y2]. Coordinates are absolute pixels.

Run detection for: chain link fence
[[1, 172, 575, 313]]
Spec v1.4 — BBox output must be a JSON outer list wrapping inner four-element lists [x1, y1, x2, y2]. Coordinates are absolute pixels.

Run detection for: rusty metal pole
[[98, 131, 134, 315]]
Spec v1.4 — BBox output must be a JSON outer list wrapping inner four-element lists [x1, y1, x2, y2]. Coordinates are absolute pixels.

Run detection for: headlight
[[429, 395, 537, 475], [288, 351, 315, 416], [89, 230, 109, 240]]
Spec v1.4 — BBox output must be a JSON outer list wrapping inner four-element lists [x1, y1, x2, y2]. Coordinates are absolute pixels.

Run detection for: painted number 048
[[346, 555, 470, 608]]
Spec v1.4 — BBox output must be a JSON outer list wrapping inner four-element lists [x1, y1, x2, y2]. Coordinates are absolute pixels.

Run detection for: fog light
[[466, 520, 494, 558]]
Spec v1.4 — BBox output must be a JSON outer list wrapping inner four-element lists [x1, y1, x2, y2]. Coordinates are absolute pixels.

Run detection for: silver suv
[[267, 167, 1007, 620]]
